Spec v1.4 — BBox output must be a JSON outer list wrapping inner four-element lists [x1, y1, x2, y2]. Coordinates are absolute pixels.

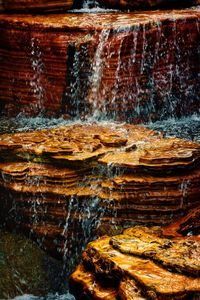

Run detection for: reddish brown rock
[[98, 0, 200, 10], [162, 206, 200, 237], [0, 0, 73, 12], [0, 9, 199, 121]]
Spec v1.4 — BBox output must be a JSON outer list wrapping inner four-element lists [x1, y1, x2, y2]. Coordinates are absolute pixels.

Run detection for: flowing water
[[0, 1, 200, 299]]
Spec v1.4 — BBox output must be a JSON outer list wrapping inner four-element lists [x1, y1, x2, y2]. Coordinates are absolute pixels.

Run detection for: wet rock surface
[[0, 123, 199, 258], [0, 0, 73, 12], [70, 209, 200, 299], [98, 0, 200, 10], [0, 228, 65, 299], [0, 8, 199, 121]]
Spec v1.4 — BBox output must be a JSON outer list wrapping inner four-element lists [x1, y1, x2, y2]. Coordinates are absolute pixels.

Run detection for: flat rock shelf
[[0, 122, 199, 258], [0, 8, 200, 121]]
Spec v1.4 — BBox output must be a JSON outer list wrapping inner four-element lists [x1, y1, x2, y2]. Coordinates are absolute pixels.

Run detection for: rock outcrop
[[70, 211, 200, 299], [0, 123, 199, 257], [0, 9, 199, 121], [0, 0, 73, 12]]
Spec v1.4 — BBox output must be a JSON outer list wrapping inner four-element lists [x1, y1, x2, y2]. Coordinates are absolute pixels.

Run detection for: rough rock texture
[[0, 123, 200, 258], [98, 0, 200, 10], [69, 264, 118, 300], [70, 216, 200, 299], [110, 227, 200, 276], [0, 229, 64, 299], [162, 206, 200, 237], [0, 0, 73, 12], [0, 9, 199, 121]]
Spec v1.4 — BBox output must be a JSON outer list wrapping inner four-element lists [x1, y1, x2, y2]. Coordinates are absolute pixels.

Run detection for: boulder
[[0, 123, 199, 257], [70, 213, 200, 299], [0, 9, 199, 121]]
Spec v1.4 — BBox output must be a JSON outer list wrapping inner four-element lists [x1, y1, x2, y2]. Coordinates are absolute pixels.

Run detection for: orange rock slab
[[70, 215, 200, 299], [0, 123, 200, 258]]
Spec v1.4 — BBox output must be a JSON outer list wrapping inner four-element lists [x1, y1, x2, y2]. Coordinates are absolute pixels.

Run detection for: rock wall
[[1, 0, 199, 12], [0, 9, 199, 121], [0, 0, 73, 12], [98, 0, 200, 9]]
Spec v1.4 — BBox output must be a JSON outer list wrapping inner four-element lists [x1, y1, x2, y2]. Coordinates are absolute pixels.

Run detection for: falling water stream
[[0, 1, 200, 299]]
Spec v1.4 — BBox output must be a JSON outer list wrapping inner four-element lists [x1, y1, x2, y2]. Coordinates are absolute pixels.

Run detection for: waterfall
[[0, 3, 200, 300]]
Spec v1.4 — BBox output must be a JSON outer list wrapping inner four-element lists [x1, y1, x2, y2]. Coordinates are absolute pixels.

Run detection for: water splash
[[71, 0, 118, 12]]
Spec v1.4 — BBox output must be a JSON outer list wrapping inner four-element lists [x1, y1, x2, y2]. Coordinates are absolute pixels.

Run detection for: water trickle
[[179, 179, 190, 208], [87, 29, 110, 119], [30, 38, 45, 114]]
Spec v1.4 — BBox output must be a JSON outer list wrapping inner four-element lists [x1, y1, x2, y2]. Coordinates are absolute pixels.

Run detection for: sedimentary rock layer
[[0, 0, 73, 12], [70, 218, 200, 299], [0, 9, 199, 121], [98, 0, 200, 10], [0, 123, 200, 257]]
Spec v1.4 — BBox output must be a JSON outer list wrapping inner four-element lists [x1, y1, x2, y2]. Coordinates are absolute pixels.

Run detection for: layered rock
[[70, 214, 200, 299], [0, 8, 199, 121], [98, 0, 200, 10], [0, 0, 73, 12], [0, 123, 199, 258]]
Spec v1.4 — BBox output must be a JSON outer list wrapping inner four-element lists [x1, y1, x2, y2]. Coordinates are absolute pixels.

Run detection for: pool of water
[[146, 115, 200, 143], [0, 228, 76, 300]]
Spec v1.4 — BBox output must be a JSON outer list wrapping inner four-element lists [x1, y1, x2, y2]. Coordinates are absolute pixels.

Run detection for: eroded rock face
[[0, 123, 199, 258], [70, 211, 200, 299], [0, 0, 73, 12], [0, 9, 199, 121]]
